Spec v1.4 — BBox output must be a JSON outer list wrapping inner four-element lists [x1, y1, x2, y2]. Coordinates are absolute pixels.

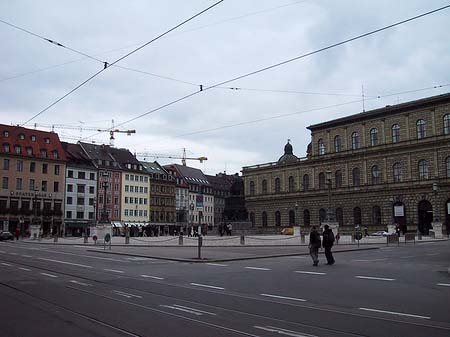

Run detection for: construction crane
[[136, 148, 207, 166], [98, 128, 136, 147]]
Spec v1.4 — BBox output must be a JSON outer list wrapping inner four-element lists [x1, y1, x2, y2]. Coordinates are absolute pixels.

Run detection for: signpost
[[355, 231, 362, 247], [104, 233, 111, 250], [196, 195, 204, 259]]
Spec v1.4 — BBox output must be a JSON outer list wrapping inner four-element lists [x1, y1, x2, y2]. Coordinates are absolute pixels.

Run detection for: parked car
[[370, 231, 390, 237], [0, 231, 14, 241]]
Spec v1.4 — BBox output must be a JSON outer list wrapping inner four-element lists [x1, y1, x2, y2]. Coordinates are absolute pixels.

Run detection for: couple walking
[[309, 225, 335, 266]]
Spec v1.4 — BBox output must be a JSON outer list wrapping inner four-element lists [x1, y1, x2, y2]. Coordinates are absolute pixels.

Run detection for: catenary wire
[[19, 0, 225, 126], [84, 4, 450, 139]]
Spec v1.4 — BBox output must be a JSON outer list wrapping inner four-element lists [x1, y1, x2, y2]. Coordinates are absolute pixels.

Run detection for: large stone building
[[242, 93, 450, 234], [0, 125, 66, 235]]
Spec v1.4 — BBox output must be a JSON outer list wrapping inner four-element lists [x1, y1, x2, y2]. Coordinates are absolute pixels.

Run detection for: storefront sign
[[12, 191, 51, 198]]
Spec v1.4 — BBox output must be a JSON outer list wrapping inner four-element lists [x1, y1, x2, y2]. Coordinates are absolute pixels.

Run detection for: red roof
[[0, 124, 67, 162]]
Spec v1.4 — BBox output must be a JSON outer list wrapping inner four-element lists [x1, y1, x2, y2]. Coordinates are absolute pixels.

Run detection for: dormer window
[[52, 150, 58, 159], [3, 143, 10, 152], [26, 147, 33, 155], [40, 149, 47, 158], [18, 134, 25, 140], [31, 135, 36, 142], [44, 138, 50, 144], [3, 131, 9, 137], [14, 145, 21, 154]]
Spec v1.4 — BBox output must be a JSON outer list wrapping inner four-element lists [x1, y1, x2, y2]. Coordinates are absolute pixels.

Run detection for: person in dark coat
[[309, 226, 321, 266], [322, 225, 335, 265]]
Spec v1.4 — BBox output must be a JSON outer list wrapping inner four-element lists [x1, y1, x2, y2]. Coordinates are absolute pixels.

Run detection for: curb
[[87, 246, 380, 263]]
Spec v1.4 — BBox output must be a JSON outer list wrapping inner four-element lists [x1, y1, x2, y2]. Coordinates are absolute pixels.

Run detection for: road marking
[[254, 325, 317, 337], [0, 250, 5, 253], [359, 307, 430, 320], [70, 280, 92, 287], [190, 283, 225, 290], [22, 255, 32, 258], [424, 253, 439, 256], [245, 267, 270, 271], [40, 272, 58, 278], [113, 290, 142, 299], [260, 293, 307, 302], [18, 267, 31, 271], [125, 257, 153, 261], [352, 259, 387, 262], [355, 276, 395, 281], [44, 250, 126, 262], [290, 256, 308, 259], [294, 270, 326, 275], [9, 252, 18, 255], [140, 275, 164, 280], [38, 257, 92, 269], [160, 304, 216, 316], [104, 269, 124, 273], [206, 263, 228, 267], [400, 255, 416, 259], [1, 262, 12, 266], [173, 304, 216, 316], [437, 283, 450, 287]]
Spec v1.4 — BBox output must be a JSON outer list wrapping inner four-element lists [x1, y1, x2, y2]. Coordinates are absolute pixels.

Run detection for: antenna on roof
[[362, 84, 366, 112]]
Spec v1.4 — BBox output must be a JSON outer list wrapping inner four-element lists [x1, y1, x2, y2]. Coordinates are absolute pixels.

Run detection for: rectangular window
[[54, 165, 60, 175], [30, 162, 36, 172], [130, 198, 134, 204], [53, 181, 59, 192], [3, 159, 10, 170], [125, 185, 129, 192], [139, 210, 143, 217], [125, 197, 129, 204], [125, 209, 129, 216], [78, 171, 85, 179], [68, 170, 73, 178], [42, 180, 47, 191], [114, 184, 119, 191], [88, 212, 94, 219], [139, 186, 144, 193], [139, 198, 143, 204], [130, 186, 134, 192], [134, 197, 138, 204], [77, 184, 85, 193], [67, 184, 73, 192], [29, 179, 35, 191], [89, 172, 95, 180], [77, 197, 84, 205], [89, 198, 94, 206], [144, 187, 148, 194], [125, 174, 129, 181], [144, 198, 147, 205], [76, 212, 84, 219], [2, 177, 8, 189], [89, 186, 95, 194], [114, 209, 119, 218], [114, 196, 118, 204], [67, 197, 72, 204], [16, 178, 23, 190], [17, 160, 24, 172], [42, 163, 48, 174], [66, 211, 72, 219]]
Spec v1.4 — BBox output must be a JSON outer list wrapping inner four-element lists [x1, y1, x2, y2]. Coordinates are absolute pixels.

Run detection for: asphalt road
[[0, 240, 449, 337]]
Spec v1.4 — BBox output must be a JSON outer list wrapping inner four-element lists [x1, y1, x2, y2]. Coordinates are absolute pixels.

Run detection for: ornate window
[[352, 167, 360, 186], [262, 211, 268, 227], [262, 179, 268, 194], [336, 207, 343, 226], [288, 176, 295, 192], [392, 124, 400, 143], [370, 128, 378, 146], [418, 159, 428, 180], [334, 135, 342, 152], [289, 210, 295, 226], [249, 181, 255, 196], [274, 177, 281, 193], [353, 207, 362, 226], [372, 206, 382, 225], [318, 139, 325, 155], [416, 119, 426, 139], [444, 114, 450, 135], [393, 163, 402, 182], [318, 172, 325, 190], [303, 209, 310, 226], [371, 165, 381, 184], [351, 132, 360, 149], [319, 208, 327, 224], [302, 174, 309, 191], [335, 170, 342, 188], [275, 211, 281, 226]]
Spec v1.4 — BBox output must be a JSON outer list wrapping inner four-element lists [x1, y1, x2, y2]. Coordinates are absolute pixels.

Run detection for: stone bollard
[[300, 234, 305, 244], [179, 234, 183, 246], [240, 235, 245, 245]]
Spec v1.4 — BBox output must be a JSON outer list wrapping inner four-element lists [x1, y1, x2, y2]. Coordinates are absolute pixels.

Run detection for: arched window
[[274, 177, 281, 193], [370, 128, 378, 146], [335, 170, 342, 189], [392, 124, 400, 143], [334, 135, 342, 152], [249, 181, 255, 196], [319, 208, 327, 224], [351, 132, 360, 150], [418, 159, 428, 180], [352, 167, 360, 186], [318, 139, 325, 155], [353, 207, 362, 226], [416, 119, 426, 139], [302, 174, 309, 191], [289, 210, 295, 226], [372, 206, 381, 225], [371, 165, 381, 184], [288, 176, 295, 192], [303, 209, 310, 226], [262, 212, 268, 227], [336, 207, 343, 226], [262, 179, 268, 194], [393, 163, 402, 182], [250, 212, 255, 227], [318, 172, 325, 190], [275, 211, 281, 226], [444, 114, 450, 135], [446, 156, 450, 178]]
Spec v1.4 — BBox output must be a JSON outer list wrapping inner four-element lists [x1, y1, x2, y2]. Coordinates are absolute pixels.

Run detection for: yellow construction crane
[[99, 128, 136, 147], [136, 148, 207, 166]]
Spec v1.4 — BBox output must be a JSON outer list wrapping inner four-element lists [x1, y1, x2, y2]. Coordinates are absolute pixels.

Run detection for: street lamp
[[99, 171, 109, 223], [432, 182, 440, 223], [294, 202, 299, 227]]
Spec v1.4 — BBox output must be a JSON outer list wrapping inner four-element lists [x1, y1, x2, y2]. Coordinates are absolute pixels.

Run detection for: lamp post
[[99, 171, 109, 223], [33, 187, 40, 239], [294, 202, 299, 227], [325, 170, 333, 222], [432, 182, 440, 223]]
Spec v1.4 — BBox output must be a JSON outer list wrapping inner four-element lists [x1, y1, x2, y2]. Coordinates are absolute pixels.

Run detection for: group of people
[[218, 223, 233, 236], [309, 225, 335, 266]]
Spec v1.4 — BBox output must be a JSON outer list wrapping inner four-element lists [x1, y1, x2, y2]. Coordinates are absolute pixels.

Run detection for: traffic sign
[[104, 233, 111, 243]]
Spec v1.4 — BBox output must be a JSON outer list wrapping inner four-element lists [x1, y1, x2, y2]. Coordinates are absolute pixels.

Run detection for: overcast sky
[[1, 0, 449, 175]]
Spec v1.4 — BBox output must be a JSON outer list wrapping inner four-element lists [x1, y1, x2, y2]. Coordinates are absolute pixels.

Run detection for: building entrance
[[418, 200, 433, 235]]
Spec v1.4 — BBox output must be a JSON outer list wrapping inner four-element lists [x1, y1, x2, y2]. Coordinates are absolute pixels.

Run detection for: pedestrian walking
[[227, 223, 232, 236], [322, 225, 335, 265], [309, 226, 321, 266]]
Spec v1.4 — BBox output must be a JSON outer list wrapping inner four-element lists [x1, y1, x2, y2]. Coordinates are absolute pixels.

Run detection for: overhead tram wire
[[19, 0, 225, 126], [84, 3, 450, 138]]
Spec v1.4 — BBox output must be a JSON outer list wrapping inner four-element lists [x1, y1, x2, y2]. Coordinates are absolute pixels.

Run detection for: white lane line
[[9, 252, 18, 255], [0, 250, 5, 253], [425, 253, 439, 256], [355, 276, 395, 281], [190, 283, 225, 290], [40, 272, 58, 278], [160, 305, 202, 316], [113, 290, 142, 299], [140, 275, 164, 280], [104, 268, 124, 273], [206, 263, 228, 267], [38, 257, 92, 269], [359, 307, 430, 320], [400, 255, 416, 259], [294, 270, 326, 275], [352, 259, 387, 262], [70, 280, 92, 287], [244, 267, 270, 271], [260, 293, 307, 302], [437, 283, 450, 287], [172, 304, 216, 316], [254, 325, 317, 337], [1, 262, 12, 266], [290, 256, 308, 259], [18, 267, 31, 271], [21, 255, 32, 258]]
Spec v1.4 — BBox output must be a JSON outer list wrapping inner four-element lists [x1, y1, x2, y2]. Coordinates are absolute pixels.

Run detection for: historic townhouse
[[164, 164, 189, 229], [0, 125, 66, 236], [242, 93, 450, 235]]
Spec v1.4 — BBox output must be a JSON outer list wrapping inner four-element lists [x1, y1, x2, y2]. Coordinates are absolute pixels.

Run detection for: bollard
[[300, 234, 305, 244], [198, 236, 203, 259], [240, 235, 245, 245], [179, 234, 183, 246]]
